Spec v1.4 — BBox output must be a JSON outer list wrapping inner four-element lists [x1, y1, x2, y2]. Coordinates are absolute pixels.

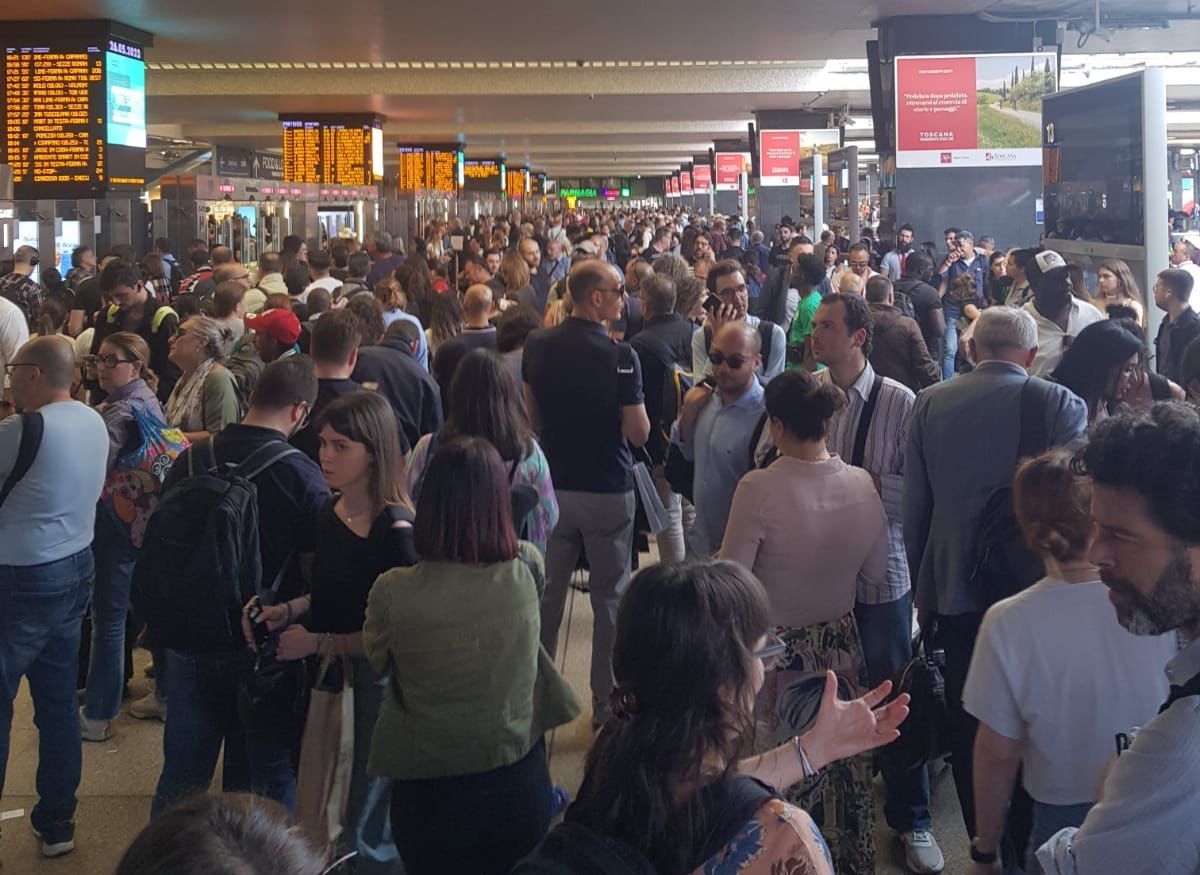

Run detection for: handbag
[[296, 649, 356, 845], [237, 555, 310, 749], [879, 623, 950, 772]]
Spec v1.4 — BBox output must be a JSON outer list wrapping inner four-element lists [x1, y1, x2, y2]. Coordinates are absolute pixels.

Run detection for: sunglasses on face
[[708, 350, 748, 370]]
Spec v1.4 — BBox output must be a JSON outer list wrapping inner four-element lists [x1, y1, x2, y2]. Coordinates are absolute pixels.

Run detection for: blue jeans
[[150, 650, 296, 818], [941, 321, 958, 381], [83, 511, 139, 721], [1028, 800, 1092, 873], [855, 593, 932, 832], [0, 549, 95, 830]]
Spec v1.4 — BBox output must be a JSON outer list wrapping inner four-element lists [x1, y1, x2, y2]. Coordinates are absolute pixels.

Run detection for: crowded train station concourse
[[4, 1, 1200, 873]]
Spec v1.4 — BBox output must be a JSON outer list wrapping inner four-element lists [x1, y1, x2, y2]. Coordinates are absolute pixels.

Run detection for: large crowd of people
[[1, 207, 1200, 875]]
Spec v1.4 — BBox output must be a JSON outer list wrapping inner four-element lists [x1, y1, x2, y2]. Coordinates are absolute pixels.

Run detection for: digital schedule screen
[[506, 167, 528, 198], [1, 24, 148, 198], [397, 144, 459, 192], [462, 158, 502, 192], [280, 114, 382, 186]]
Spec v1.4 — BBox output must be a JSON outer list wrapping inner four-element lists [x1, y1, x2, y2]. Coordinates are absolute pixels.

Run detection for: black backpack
[[513, 776, 776, 875], [968, 377, 1055, 606], [132, 438, 303, 654], [880, 626, 950, 771]]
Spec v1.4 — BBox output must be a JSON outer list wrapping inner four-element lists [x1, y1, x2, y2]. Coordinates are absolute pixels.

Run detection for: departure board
[[1, 23, 149, 198], [279, 114, 382, 186], [530, 172, 545, 196], [462, 158, 503, 192], [505, 167, 528, 198], [396, 144, 459, 192]]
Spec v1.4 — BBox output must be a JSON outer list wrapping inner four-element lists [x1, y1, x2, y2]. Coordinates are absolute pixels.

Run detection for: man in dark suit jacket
[[904, 305, 1087, 850]]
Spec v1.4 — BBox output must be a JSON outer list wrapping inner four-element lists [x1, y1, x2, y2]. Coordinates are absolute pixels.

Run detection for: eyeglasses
[[708, 350, 748, 370], [296, 401, 311, 430], [3, 363, 39, 375], [595, 284, 626, 297], [717, 284, 748, 299], [755, 633, 789, 672], [850, 261, 871, 271], [91, 353, 137, 369]]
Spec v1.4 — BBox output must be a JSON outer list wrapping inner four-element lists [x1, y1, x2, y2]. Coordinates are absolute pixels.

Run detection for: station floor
[[2, 568, 971, 874]]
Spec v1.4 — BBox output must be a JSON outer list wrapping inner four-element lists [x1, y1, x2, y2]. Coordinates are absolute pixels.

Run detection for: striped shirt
[[819, 363, 915, 605]]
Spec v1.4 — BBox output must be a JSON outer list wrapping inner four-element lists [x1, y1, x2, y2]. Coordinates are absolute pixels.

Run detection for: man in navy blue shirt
[[934, 229, 986, 380], [523, 260, 650, 725]]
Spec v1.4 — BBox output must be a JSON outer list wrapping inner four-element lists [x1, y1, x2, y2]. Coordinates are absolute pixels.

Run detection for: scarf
[[165, 357, 217, 432]]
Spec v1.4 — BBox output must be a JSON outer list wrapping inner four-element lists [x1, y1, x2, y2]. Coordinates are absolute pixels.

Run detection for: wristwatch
[[969, 838, 998, 864]]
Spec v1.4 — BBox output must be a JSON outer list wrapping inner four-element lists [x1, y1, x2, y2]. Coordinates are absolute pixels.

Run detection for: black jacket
[[630, 314, 696, 465], [352, 337, 443, 450], [91, 297, 181, 404], [1156, 308, 1200, 383]]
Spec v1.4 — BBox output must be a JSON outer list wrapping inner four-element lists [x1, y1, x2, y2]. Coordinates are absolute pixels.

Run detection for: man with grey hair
[[904, 303, 1087, 862], [935, 229, 986, 379], [366, 230, 404, 290]]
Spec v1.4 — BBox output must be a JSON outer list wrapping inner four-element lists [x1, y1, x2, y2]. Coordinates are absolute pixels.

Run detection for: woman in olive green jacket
[[364, 436, 579, 875]]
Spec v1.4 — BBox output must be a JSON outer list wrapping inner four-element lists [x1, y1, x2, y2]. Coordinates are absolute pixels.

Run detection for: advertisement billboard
[[758, 130, 840, 186], [692, 164, 712, 193], [895, 52, 1057, 168], [715, 152, 751, 191], [680, 170, 693, 194]]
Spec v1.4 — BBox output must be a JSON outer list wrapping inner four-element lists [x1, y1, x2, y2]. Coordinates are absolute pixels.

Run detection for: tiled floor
[[2, 574, 972, 873]]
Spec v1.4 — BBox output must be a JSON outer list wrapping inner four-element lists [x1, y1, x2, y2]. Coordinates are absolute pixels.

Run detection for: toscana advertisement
[[895, 53, 1057, 168]]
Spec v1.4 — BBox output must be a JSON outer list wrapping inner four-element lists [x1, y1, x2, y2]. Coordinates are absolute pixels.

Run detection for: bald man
[[671, 321, 765, 558], [0, 335, 108, 857], [431, 284, 498, 406]]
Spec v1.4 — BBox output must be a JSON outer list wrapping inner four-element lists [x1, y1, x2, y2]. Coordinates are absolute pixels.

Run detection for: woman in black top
[[256, 391, 415, 856]]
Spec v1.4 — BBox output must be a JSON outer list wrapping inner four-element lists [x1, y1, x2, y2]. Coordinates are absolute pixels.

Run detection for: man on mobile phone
[[692, 260, 786, 380]]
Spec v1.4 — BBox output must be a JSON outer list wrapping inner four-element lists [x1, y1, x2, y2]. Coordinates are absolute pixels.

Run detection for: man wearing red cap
[[245, 307, 302, 365]]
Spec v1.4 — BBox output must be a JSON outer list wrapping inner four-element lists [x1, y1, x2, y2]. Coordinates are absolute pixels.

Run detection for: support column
[[753, 110, 832, 234]]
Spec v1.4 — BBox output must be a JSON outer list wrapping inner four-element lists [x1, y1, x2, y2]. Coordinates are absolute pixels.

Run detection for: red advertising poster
[[715, 152, 750, 190], [895, 52, 1056, 168], [668, 175, 678, 196], [692, 164, 712, 193], [758, 130, 801, 186], [681, 170, 693, 194]]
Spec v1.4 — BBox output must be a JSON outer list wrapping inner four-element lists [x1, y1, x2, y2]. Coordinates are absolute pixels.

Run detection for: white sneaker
[[129, 692, 166, 722], [79, 706, 113, 742], [900, 830, 945, 874]]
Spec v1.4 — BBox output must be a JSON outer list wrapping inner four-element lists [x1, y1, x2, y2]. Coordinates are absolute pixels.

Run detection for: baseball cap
[[244, 307, 301, 345], [1027, 249, 1069, 286], [574, 239, 600, 257]]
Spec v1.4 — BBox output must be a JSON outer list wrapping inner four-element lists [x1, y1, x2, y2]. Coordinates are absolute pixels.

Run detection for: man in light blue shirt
[[671, 322, 765, 558], [692, 260, 787, 381], [0, 336, 108, 860], [1037, 403, 1200, 875]]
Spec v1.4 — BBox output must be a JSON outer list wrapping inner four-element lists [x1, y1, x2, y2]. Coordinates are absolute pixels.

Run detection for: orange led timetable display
[[280, 114, 383, 186]]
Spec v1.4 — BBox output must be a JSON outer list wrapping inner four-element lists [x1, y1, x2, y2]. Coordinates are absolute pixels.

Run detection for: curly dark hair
[[1075, 402, 1200, 544]]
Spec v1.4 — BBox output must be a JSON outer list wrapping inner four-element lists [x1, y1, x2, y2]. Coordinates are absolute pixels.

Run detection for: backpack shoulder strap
[[747, 409, 769, 471], [150, 306, 177, 333], [703, 324, 713, 351], [757, 320, 774, 364], [186, 437, 218, 478], [1018, 376, 1053, 461], [692, 776, 777, 868], [236, 440, 303, 481], [0, 411, 43, 510], [851, 374, 885, 469]]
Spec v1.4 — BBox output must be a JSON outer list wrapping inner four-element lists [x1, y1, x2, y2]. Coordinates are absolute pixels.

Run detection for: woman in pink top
[[720, 369, 889, 874]]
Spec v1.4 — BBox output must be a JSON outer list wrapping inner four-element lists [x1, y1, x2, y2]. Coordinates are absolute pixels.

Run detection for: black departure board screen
[[530, 172, 545, 196], [462, 158, 502, 192], [397, 144, 459, 192], [280, 114, 383, 186], [1, 23, 148, 198]]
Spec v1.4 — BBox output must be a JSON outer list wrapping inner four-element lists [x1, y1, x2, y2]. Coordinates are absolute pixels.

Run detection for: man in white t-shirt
[[0, 295, 30, 411], [1170, 240, 1200, 312], [962, 450, 1176, 873], [1020, 250, 1103, 377]]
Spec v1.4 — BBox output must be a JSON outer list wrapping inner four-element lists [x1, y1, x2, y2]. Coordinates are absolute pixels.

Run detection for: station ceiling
[[6, 0, 1200, 177]]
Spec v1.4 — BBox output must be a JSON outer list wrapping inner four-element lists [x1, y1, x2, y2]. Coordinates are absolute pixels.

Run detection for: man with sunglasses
[[523, 259, 650, 726], [671, 322, 765, 558], [150, 356, 327, 817]]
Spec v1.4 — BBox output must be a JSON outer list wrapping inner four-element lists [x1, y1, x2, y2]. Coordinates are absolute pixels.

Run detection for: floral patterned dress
[[691, 799, 834, 875], [403, 434, 559, 555], [755, 614, 875, 874]]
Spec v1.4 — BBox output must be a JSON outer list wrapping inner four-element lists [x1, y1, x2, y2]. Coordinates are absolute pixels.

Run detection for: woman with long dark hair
[[1091, 258, 1145, 326], [523, 561, 908, 875], [1050, 319, 1150, 423], [397, 254, 435, 327], [365, 437, 578, 875], [252, 391, 416, 850], [404, 348, 558, 553], [424, 290, 463, 357]]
